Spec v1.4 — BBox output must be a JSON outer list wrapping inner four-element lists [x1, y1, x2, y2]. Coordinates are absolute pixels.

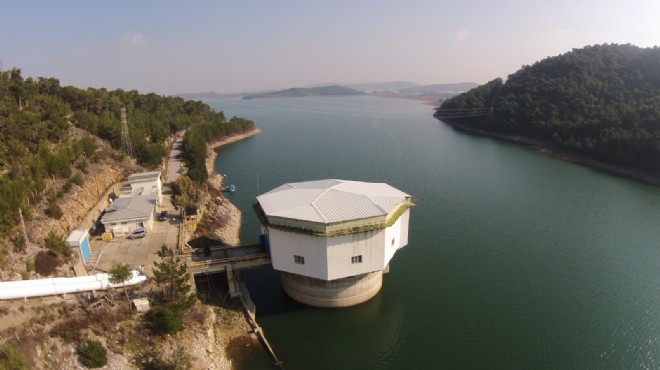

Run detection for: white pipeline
[[0, 270, 147, 300]]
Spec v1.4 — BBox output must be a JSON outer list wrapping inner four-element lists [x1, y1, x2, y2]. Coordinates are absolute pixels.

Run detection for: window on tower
[[294, 255, 305, 264], [351, 255, 363, 264]]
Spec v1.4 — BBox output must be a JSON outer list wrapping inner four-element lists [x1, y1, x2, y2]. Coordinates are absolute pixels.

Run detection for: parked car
[[127, 228, 147, 239], [158, 211, 168, 221]]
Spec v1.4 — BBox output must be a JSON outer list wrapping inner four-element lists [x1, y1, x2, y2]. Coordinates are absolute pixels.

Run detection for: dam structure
[[254, 179, 414, 307]]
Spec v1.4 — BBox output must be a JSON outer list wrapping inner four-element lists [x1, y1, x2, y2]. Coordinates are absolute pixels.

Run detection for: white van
[[127, 228, 147, 239]]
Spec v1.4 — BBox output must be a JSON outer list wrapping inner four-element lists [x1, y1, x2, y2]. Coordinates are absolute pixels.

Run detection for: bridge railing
[[188, 252, 271, 271]]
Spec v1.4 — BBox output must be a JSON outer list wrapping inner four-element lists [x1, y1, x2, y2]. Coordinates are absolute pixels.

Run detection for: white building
[[122, 171, 163, 206], [255, 179, 414, 307], [100, 194, 157, 237], [100, 171, 162, 238]]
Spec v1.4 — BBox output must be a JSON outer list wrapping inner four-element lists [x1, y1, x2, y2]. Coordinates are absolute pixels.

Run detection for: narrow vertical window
[[351, 255, 363, 264], [294, 255, 305, 264]]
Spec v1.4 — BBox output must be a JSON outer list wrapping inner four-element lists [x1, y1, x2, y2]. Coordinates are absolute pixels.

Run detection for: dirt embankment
[[2, 161, 128, 281]]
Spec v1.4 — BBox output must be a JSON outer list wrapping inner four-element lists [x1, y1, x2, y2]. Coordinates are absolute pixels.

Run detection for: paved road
[[166, 136, 184, 183]]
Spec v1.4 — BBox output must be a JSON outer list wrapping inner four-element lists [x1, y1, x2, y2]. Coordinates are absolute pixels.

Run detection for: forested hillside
[[436, 44, 660, 175], [180, 115, 254, 184], [0, 68, 249, 241]]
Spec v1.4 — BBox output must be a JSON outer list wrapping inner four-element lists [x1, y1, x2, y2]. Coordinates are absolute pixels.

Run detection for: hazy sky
[[2, 1, 659, 95]]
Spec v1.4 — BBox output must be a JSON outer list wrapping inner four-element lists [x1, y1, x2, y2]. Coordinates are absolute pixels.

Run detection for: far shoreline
[[439, 120, 660, 188], [204, 126, 261, 177]]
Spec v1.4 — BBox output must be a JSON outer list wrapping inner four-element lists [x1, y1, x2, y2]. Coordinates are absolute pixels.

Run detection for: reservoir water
[[210, 96, 659, 369]]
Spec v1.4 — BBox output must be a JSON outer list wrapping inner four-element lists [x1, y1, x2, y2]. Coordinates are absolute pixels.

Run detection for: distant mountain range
[[243, 85, 364, 99], [175, 81, 478, 101], [175, 91, 243, 100], [336, 81, 478, 93]]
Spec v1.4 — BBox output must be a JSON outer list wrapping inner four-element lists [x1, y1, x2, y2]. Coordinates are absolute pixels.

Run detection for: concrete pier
[[281, 270, 383, 308], [237, 279, 284, 369]]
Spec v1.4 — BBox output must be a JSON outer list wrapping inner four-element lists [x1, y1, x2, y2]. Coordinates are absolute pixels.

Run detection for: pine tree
[[172, 175, 202, 209], [152, 245, 196, 310], [108, 262, 132, 305]]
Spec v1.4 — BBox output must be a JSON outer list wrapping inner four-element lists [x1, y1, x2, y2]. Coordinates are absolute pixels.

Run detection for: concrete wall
[[280, 270, 383, 308], [105, 216, 153, 237], [325, 228, 385, 280], [268, 229, 329, 280], [268, 213, 408, 281], [269, 227, 387, 281], [398, 209, 410, 249], [382, 210, 404, 268], [266, 206, 410, 282]]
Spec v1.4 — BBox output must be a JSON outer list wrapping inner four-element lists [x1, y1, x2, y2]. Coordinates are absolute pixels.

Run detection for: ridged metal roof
[[101, 194, 157, 222], [256, 179, 409, 223]]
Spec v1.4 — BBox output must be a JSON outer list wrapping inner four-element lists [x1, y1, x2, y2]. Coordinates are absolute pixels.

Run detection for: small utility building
[[254, 179, 414, 307], [67, 229, 91, 262]]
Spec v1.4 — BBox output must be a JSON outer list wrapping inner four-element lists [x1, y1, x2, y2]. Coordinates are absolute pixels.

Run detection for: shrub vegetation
[[0, 344, 29, 370], [146, 306, 183, 335], [34, 250, 62, 276], [76, 339, 108, 368]]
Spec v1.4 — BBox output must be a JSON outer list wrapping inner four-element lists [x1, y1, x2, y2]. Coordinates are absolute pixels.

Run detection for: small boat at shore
[[221, 184, 236, 192]]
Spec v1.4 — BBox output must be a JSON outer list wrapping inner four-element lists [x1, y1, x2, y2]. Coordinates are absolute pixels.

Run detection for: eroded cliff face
[[30, 164, 125, 241], [4, 163, 127, 281]]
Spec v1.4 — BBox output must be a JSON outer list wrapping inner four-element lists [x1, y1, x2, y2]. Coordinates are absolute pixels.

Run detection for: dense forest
[[180, 115, 254, 184], [0, 67, 251, 237], [436, 44, 660, 175]]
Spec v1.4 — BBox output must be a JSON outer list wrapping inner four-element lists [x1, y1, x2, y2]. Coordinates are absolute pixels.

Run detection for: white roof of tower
[[256, 179, 410, 224]]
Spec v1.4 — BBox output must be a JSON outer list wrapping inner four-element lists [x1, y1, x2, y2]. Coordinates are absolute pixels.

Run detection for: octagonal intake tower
[[254, 179, 414, 308]]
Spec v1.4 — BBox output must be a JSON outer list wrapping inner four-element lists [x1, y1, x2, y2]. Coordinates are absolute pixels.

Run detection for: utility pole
[[120, 107, 134, 158], [18, 208, 29, 247]]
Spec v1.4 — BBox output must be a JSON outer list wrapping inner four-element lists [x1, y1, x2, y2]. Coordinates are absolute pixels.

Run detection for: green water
[[210, 96, 660, 369]]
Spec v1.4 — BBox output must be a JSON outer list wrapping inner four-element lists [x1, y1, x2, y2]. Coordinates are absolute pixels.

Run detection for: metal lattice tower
[[120, 107, 134, 158]]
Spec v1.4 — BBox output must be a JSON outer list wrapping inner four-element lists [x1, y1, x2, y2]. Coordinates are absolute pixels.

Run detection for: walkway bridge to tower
[[186, 243, 271, 275]]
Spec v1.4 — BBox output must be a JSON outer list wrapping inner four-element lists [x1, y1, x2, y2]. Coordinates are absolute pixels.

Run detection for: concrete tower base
[[281, 270, 383, 308]]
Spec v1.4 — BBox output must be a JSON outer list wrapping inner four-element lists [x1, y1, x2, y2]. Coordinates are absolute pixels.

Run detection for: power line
[[120, 107, 134, 158]]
